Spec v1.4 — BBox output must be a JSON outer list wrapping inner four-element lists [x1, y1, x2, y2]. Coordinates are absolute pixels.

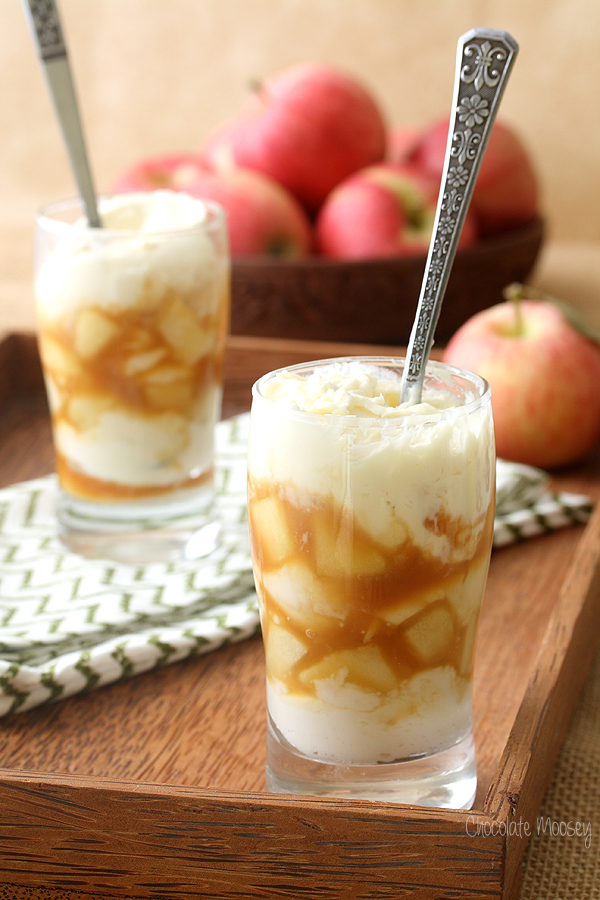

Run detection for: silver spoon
[[401, 28, 519, 404], [21, 0, 101, 228]]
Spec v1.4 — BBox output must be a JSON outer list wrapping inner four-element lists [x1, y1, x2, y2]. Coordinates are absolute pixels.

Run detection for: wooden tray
[[1, 331, 600, 900]]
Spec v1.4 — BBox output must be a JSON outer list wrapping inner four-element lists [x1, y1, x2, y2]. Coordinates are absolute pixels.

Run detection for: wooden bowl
[[230, 216, 544, 346]]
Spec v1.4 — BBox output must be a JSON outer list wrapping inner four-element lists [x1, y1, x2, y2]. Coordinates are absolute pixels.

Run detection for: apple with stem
[[112, 155, 312, 258], [442, 284, 600, 469], [315, 162, 478, 260], [200, 62, 387, 213]]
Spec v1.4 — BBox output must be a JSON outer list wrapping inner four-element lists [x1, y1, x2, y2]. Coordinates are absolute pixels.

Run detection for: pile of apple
[[112, 62, 540, 259]]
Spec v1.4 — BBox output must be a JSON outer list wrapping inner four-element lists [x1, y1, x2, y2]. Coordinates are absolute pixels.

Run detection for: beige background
[[1, 0, 599, 329]]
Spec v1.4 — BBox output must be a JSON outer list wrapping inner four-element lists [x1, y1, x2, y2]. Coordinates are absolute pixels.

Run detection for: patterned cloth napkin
[[493, 459, 593, 547], [0, 413, 593, 716]]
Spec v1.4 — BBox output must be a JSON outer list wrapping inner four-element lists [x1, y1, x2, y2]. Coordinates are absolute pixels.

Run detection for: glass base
[[57, 485, 220, 564], [266, 717, 477, 809]]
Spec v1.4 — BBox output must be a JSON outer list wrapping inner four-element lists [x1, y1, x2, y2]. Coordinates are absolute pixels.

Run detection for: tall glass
[[34, 193, 230, 564], [247, 357, 495, 808]]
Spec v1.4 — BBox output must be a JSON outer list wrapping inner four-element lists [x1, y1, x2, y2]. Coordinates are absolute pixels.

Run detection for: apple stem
[[503, 281, 535, 304], [248, 77, 270, 105], [503, 282, 526, 335], [502, 281, 600, 345]]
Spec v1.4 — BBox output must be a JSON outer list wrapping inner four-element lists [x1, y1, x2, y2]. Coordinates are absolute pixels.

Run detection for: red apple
[[315, 162, 478, 260], [386, 125, 422, 165], [200, 62, 387, 213], [112, 156, 312, 258], [186, 166, 312, 257], [442, 294, 600, 469], [111, 152, 209, 193], [409, 117, 540, 235]]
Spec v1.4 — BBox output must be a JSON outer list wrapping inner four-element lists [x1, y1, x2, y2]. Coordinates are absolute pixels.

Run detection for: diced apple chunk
[[404, 604, 455, 663], [299, 645, 397, 694], [156, 298, 213, 365], [68, 393, 114, 429], [142, 364, 193, 410], [368, 514, 409, 550], [381, 596, 431, 626], [349, 544, 386, 577], [142, 363, 189, 384], [265, 622, 307, 682], [39, 334, 81, 379], [381, 580, 449, 627], [250, 496, 294, 566], [144, 381, 192, 410], [447, 558, 489, 626], [74, 308, 120, 358], [312, 515, 385, 578], [123, 347, 167, 377], [262, 562, 340, 631]]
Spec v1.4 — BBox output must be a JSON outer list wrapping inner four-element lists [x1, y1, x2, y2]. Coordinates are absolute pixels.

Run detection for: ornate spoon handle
[[21, 0, 101, 227], [401, 28, 518, 404]]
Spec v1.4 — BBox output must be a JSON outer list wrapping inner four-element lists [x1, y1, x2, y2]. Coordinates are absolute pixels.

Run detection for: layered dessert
[[35, 191, 229, 505], [248, 359, 495, 767]]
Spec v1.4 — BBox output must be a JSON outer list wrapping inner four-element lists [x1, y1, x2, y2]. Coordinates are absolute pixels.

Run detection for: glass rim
[[252, 356, 491, 424], [36, 193, 227, 239]]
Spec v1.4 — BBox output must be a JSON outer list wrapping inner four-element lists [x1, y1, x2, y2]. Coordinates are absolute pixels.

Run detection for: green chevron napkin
[[0, 414, 593, 716], [493, 459, 593, 547], [0, 414, 258, 716]]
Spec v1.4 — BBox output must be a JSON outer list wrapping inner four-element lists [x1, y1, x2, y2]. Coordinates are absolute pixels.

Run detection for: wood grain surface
[[0, 772, 505, 899], [1, 331, 599, 899]]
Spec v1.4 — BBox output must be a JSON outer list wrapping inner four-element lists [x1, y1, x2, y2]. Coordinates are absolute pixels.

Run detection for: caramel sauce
[[56, 454, 214, 503], [39, 282, 228, 502], [249, 478, 495, 699]]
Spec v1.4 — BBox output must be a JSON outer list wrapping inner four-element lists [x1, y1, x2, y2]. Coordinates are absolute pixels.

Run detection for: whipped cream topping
[[261, 362, 463, 418], [250, 359, 494, 563], [96, 190, 211, 232], [36, 191, 223, 322]]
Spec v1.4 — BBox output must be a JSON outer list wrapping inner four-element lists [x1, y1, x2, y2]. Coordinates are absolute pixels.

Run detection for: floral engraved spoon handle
[[21, 0, 101, 227], [401, 28, 518, 404]]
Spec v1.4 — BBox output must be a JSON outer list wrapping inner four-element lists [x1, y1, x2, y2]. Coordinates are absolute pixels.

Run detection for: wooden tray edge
[[484, 496, 600, 893], [0, 769, 506, 899]]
